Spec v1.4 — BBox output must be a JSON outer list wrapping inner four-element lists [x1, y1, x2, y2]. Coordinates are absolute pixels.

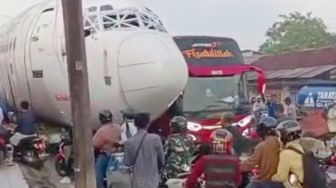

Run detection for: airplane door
[[28, 8, 57, 117]]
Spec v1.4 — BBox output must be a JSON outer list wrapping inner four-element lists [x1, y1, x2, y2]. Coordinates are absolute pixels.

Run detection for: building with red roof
[[247, 47, 336, 102]]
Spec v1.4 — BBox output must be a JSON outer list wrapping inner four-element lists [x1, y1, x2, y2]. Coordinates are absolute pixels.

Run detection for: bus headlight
[[233, 115, 252, 128], [242, 129, 249, 137], [187, 122, 202, 132], [187, 134, 198, 141]]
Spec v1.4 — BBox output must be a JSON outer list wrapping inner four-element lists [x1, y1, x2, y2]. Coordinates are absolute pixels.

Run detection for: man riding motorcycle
[[241, 117, 284, 188], [164, 116, 194, 180], [272, 120, 304, 188], [185, 129, 241, 188], [9, 101, 37, 146], [8, 101, 37, 165]]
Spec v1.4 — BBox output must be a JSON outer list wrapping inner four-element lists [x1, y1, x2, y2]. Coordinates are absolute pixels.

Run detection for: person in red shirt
[[185, 129, 241, 188], [93, 110, 122, 188]]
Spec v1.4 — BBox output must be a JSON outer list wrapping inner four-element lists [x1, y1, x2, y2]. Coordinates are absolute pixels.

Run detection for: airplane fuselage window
[[42, 8, 54, 13], [100, 5, 113, 11], [83, 6, 167, 36], [88, 7, 97, 12]]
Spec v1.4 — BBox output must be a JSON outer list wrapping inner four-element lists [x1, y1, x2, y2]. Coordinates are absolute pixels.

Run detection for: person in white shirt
[[121, 119, 137, 143], [0, 107, 4, 125], [284, 97, 298, 120]]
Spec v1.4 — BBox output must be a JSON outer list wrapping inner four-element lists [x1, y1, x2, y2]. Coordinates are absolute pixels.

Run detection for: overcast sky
[[1, 0, 336, 50]]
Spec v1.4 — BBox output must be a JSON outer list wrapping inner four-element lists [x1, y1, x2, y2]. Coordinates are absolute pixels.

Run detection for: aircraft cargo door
[[28, 8, 57, 118]]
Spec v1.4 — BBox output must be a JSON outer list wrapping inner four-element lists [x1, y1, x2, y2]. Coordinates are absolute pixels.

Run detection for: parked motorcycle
[[0, 135, 5, 164], [55, 139, 73, 177], [14, 135, 49, 169]]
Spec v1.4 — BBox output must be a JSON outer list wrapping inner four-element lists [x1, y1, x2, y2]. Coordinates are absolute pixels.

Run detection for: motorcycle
[[14, 135, 49, 169], [164, 172, 204, 188], [288, 152, 336, 188], [0, 135, 5, 164], [164, 170, 255, 188], [55, 139, 74, 177], [0, 123, 16, 165]]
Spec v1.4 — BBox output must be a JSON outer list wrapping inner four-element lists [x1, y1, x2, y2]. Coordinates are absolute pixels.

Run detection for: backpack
[[287, 146, 327, 188]]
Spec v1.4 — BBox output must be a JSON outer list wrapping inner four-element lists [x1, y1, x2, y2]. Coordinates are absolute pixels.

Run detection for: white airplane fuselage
[[0, 0, 188, 128]]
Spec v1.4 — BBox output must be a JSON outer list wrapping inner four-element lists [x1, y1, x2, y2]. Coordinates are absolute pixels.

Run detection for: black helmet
[[276, 120, 301, 144], [170, 116, 187, 134], [283, 97, 292, 104], [99, 110, 113, 124], [256, 116, 277, 139]]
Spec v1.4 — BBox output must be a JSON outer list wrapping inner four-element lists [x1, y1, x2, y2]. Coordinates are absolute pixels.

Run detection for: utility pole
[[61, 0, 96, 188]]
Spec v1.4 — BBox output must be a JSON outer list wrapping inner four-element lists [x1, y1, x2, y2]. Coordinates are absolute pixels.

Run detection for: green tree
[[260, 12, 336, 54]]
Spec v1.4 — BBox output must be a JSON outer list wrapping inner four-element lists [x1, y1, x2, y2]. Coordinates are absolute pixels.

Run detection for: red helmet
[[209, 129, 233, 154]]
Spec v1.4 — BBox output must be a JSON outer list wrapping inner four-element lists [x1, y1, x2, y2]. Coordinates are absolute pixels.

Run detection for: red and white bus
[[150, 36, 265, 142]]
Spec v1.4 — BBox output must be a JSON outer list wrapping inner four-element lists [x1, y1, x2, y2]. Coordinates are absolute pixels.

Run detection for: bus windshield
[[174, 36, 250, 119], [183, 74, 248, 119]]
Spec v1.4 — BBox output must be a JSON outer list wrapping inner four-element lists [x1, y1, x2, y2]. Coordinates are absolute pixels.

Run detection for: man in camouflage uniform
[[163, 116, 194, 180]]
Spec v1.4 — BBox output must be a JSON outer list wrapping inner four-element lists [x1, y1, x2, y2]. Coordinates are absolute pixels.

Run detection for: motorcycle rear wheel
[[55, 157, 68, 177], [21, 150, 44, 170]]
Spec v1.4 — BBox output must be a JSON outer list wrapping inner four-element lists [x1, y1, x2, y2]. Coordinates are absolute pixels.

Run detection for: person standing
[[252, 96, 269, 124], [120, 118, 137, 143], [124, 113, 164, 188], [219, 113, 243, 155], [93, 110, 122, 188], [326, 103, 336, 132], [163, 116, 194, 180], [284, 97, 298, 120], [266, 94, 279, 119]]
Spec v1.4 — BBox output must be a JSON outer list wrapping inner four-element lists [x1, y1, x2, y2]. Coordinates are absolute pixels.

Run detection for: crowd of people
[[251, 94, 298, 123], [88, 96, 301, 188], [0, 95, 335, 188]]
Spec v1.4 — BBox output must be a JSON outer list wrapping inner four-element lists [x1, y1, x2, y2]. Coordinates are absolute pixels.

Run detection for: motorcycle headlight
[[242, 129, 249, 137], [187, 122, 202, 132], [181, 164, 190, 172], [187, 134, 198, 141]]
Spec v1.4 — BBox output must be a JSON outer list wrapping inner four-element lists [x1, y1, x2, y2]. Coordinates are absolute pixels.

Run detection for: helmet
[[256, 117, 277, 139], [283, 97, 292, 104], [276, 120, 301, 144], [99, 110, 113, 124], [209, 129, 233, 154], [220, 112, 235, 125], [170, 116, 187, 134]]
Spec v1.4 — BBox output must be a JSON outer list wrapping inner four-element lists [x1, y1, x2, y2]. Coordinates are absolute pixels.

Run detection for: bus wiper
[[200, 104, 222, 112], [198, 102, 232, 113]]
